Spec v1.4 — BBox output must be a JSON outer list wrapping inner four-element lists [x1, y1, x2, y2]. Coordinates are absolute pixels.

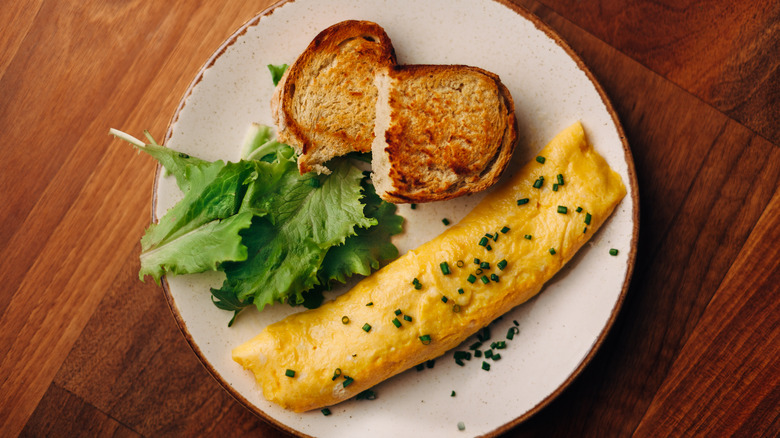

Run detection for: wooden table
[[3, 1, 778, 436]]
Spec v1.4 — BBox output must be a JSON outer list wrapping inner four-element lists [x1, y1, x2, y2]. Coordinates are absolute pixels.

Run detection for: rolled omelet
[[232, 122, 627, 412]]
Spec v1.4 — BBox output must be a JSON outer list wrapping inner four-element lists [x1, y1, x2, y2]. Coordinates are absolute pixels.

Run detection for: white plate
[[155, 0, 639, 436]]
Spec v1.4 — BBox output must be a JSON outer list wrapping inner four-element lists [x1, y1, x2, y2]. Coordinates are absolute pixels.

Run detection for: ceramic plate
[[155, 0, 638, 436]]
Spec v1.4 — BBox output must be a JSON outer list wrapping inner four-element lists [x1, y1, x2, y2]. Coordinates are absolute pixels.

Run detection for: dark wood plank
[[535, 0, 780, 144], [54, 244, 292, 438], [633, 189, 780, 437], [20, 384, 141, 438]]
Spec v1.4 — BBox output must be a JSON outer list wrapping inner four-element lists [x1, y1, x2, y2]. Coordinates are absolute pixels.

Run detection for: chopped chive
[[585, 212, 592, 225], [480, 262, 490, 270], [426, 360, 436, 368], [419, 334, 432, 345], [451, 391, 456, 397], [366, 302, 373, 306], [362, 323, 372, 332], [533, 177, 544, 189], [576, 206, 583, 212], [343, 376, 354, 388], [440, 262, 451, 275], [469, 341, 482, 350], [342, 316, 350, 324], [494, 341, 507, 349], [549, 248, 557, 255], [394, 309, 402, 315], [442, 218, 450, 225], [524, 234, 532, 240], [356, 389, 377, 400], [410, 203, 417, 210], [516, 198, 530, 205], [454, 351, 471, 360], [492, 233, 499, 242], [467, 274, 477, 283], [486, 245, 492, 251], [610, 248, 619, 256], [474, 350, 482, 358], [285, 369, 296, 378], [416, 364, 425, 371], [557, 174, 564, 186], [321, 408, 331, 416], [441, 295, 449, 303], [457, 288, 465, 295], [501, 226, 510, 234], [536, 156, 546, 164], [452, 304, 461, 313], [480, 275, 490, 284], [492, 353, 502, 361], [332, 368, 342, 380], [413, 278, 422, 290], [458, 421, 466, 431], [478, 237, 489, 247], [513, 320, 520, 326], [497, 259, 507, 270], [477, 327, 491, 342], [456, 260, 465, 268], [392, 318, 402, 328], [584, 227, 588, 233], [482, 361, 491, 371], [490, 273, 499, 282], [308, 178, 320, 188], [485, 233, 494, 239], [557, 205, 568, 214], [507, 327, 519, 340], [455, 358, 465, 367], [552, 183, 559, 191], [403, 314, 412, 322], [484, 349, 493, 359], [474, 258, 480, 264]]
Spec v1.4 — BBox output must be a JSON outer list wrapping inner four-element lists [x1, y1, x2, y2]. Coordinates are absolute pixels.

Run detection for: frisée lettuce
[[111, 124, 402, 325]]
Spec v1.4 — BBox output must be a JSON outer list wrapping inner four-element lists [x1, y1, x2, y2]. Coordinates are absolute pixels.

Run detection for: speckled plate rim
[[151, 1, 640, 436]]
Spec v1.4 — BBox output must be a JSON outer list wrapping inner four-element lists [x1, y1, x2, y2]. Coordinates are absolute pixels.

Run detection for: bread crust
[[376, 64, 517, 203], [271, 20, 397, 174]]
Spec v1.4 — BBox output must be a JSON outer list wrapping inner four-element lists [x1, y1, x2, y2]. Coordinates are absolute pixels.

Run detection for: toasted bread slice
[[371, 64, 517, 203], [271, 20, 397, 174]]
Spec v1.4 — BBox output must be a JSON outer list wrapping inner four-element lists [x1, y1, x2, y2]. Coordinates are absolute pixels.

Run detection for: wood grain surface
[[2, 0, 777, 437]]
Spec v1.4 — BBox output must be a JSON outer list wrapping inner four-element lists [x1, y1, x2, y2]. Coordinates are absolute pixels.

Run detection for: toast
[[371, 64, 517, 203], [271, 20, 396, 174]]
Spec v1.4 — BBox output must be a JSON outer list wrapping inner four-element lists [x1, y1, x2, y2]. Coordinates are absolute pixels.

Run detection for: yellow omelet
[[232, 122, 627, 412]]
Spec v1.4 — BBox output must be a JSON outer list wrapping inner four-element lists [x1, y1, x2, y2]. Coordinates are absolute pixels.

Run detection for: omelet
[[232, 122, 626, 412]]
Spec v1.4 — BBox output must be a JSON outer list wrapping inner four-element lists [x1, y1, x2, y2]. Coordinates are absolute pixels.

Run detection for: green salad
[[111, 119, 402, 326]]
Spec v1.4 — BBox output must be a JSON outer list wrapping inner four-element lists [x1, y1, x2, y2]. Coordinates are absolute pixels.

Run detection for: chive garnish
[[480, 275, 490, 284], [332, 368, 342, 380], [410, 203, 417, 210], [455, 358, 465, 367], [458, 421, 466, 431], [484, 349, 493, 359], [482, 361, 491, 371], [394, 309, 402, 315], [308, 178, 320, 188], [451, 391, 456, 397], [469, 341, 482, 350], [474, 350, 482, 358], [426, 360, 436, 369], [517, 198, 530, 205], [342, 316, 350, 324], [494, 341, 507, 349], [557, 205, 568, 214], [486, 245, 492, 251], [456, 260, 464, 268], [419, 334, 432, 345], [583, 227, 588, 233], [392, 317, 402, 328], [497, 259, 507, 270], [549, 248, 557, 255], [458, 288, 465, 294], [507, 327, 519, 340], [478, 237, 488, 247], [285, 369, 296, 378], [585, 212, 592, 225], [610, 248, 619, 256], [552, 183, 559, 191], [536, 156, 546, 164], [490, 273, 499, 282], [362, 323, 372, 332], [480, 261, 490, 270], [557, 174, 564, 185], [474, 258, 480, 264], [524, 234, 532, 240], [501, 226, 510, 234], [467, 274, 477, 283], [452, 304, 461, 313], [576, 206, 583, 212], [485, 233, 494, 239], [477, 327, 491, 341], [492, 353, 502, 361], [442, 218, 450, 225], [343, 376, 354, 388], [533, 177, 543, 189], [403, 314, 412, 322], [366, 302, 373, 306], [322, 408, 331, 416], [412, 278, 422, 290], [440, 262, 451, 275], [441, 295, 448, 303]]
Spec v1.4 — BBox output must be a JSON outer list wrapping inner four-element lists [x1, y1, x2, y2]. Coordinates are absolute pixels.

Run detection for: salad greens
[[111, 123, 402, 326]]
